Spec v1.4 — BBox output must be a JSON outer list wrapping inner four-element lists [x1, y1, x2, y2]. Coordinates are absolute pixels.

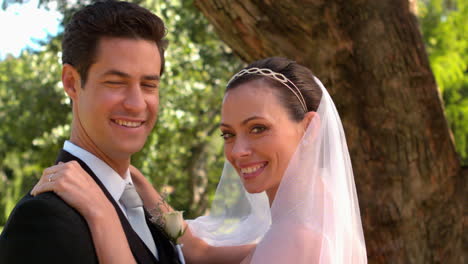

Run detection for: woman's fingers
[[30, 160, 114, 220], [42, 163, 66, 178], [31, 181, 56, 196], [32, 161, 82, 196], [31, 169, 69, 196], [31, 166, 59, 196]]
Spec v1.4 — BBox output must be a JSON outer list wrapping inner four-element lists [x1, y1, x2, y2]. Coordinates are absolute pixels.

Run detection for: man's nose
[[123, 84, 145, 112]]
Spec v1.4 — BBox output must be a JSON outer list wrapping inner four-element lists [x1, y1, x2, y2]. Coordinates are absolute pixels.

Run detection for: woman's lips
[[239, 162, 268, 180]]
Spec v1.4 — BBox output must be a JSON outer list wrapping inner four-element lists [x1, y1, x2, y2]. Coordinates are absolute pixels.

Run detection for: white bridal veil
[[188, 76, 367, 263]]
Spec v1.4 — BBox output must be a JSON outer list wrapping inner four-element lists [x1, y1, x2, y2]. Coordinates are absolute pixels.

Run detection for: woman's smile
[[239, 161, 268, 180]]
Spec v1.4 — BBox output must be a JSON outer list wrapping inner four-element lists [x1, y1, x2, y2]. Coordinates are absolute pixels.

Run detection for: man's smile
[[111, 119, 145, 128]]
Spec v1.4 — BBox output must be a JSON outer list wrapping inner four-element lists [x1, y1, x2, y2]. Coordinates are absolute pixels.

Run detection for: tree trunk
[[194, 0, 465, 263], [187, 110, 222, 217], [187, 141, 210, 217]]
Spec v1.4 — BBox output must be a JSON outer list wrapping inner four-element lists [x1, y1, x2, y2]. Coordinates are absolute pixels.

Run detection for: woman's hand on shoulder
[[31, 161, 114, 221]]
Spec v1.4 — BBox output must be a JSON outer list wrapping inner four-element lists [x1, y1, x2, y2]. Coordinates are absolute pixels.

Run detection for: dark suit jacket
[[0, 150, 182, 264]]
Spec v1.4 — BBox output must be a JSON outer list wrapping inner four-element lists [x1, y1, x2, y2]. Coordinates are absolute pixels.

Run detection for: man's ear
[[62, 64, 82, 100]]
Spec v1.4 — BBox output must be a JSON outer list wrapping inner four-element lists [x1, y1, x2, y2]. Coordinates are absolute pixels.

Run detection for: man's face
[[69, 37, 161, 162]]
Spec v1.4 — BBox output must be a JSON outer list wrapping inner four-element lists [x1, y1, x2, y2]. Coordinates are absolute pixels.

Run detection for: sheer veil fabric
[[188, 76, 367, 263]]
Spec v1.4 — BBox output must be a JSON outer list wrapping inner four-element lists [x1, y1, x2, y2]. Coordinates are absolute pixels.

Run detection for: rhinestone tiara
[[226, 67, 307, 112]]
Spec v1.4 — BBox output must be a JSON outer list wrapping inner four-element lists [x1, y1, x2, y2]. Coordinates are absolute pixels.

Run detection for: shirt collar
[[63, 140, 132, 204]]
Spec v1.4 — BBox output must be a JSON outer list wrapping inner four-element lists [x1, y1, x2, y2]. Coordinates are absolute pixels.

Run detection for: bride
[[32, 57, 367, 263]]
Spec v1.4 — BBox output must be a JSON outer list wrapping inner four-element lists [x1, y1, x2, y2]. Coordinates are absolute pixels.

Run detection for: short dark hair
[[62, 0, 168, 86], [226, 57, 322, 122]]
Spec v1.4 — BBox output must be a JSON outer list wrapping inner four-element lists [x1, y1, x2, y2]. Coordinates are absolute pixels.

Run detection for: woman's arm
[[180, 227, 255, 264], [130, 165, 171, 214], [31, 161, 137, 264], [86, 203, 137, 264], [130, 165, 256, 264]]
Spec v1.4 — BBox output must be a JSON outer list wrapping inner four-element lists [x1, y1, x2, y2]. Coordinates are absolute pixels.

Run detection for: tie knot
[[119, 184, 143, 209]]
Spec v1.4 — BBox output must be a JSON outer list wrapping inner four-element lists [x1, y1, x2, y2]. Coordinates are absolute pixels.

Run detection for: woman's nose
[[230, 137, 252, 159]]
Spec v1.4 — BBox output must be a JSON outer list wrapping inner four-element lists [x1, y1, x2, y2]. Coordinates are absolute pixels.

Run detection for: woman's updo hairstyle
[[226, 57, 322, 122]]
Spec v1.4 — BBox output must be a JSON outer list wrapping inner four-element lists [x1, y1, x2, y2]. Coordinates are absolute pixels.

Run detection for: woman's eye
[[251, 126, 266, 134], [220, 132, 234, 140]]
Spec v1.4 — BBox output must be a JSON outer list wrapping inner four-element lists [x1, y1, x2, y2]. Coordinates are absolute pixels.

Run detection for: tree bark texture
[[194, 0, 465, 263]]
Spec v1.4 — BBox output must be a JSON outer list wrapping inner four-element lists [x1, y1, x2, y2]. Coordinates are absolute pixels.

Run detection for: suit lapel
[[56, 150, 158, 264]]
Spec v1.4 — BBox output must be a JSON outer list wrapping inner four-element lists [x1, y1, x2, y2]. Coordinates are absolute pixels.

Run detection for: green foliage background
[[418, 0, 468, 163], [0, 0, 466, 227]]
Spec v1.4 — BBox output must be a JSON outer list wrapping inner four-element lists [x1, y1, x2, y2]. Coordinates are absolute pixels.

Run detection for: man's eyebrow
[[102, 70, 160, 81], [142, 74, 160, 81], [102, 69, 131, 78]]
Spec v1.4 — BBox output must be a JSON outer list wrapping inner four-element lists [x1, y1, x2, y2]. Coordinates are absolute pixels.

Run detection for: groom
[[0, 1, 181, 263]]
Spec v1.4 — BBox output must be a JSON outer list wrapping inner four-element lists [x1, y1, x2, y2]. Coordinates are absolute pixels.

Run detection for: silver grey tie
[[119, 183, 158, 259]]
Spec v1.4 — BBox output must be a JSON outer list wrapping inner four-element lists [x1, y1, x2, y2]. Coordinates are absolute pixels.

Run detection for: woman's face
[[221, 80, 310, 201]]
